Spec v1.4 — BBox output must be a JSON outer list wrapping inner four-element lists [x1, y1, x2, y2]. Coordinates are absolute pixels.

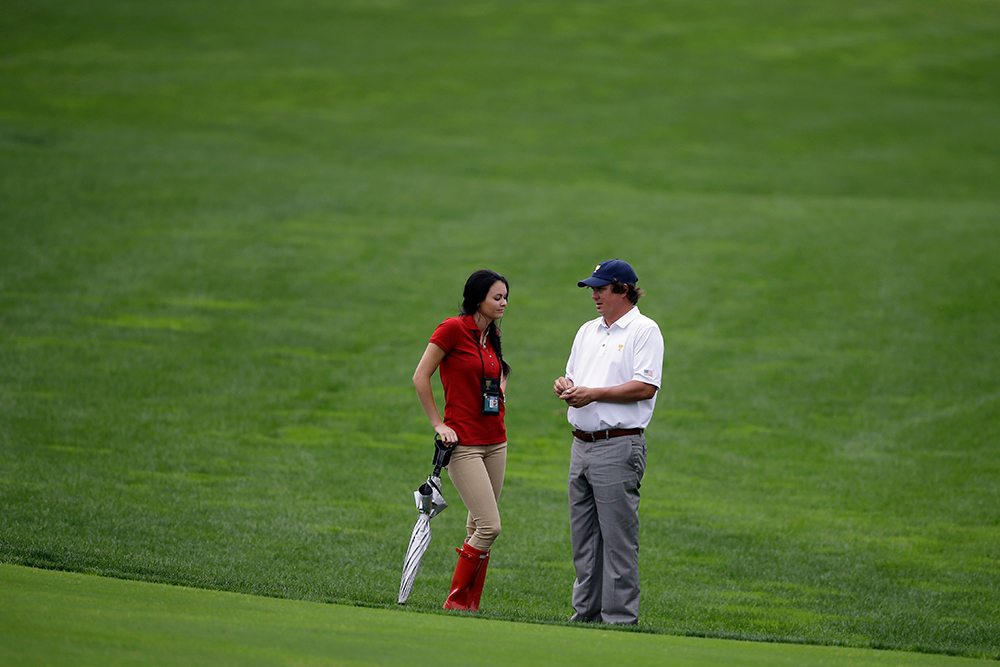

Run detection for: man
[[553, 259, 664, 625]]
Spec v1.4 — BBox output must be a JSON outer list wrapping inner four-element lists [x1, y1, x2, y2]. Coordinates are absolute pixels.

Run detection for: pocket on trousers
[[628, 440, 646, 489]]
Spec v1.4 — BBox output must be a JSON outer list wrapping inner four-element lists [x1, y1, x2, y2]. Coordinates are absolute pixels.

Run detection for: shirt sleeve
[[564, 322, 587, 382], [429, 317, 462, 354], [630, 321, 664, 388]]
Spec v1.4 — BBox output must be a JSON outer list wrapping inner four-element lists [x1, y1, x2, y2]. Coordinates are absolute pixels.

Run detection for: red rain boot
[[442, 542, 488, 610], [467, 550, 490, 611]]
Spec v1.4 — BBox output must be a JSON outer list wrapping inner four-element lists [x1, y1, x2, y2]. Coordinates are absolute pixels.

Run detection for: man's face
[[590, 284, 630, 322]]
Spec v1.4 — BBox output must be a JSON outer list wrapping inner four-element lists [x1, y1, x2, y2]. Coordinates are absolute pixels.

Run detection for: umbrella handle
[[432, 435, 453, 476]]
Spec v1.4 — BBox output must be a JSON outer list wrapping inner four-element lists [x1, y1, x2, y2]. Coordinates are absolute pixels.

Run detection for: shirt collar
[[601, 306, 640, 330]]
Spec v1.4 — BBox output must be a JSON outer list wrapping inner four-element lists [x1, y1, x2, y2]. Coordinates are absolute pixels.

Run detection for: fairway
[[0, 564, 987, 667], [2, 0, 999, 662]]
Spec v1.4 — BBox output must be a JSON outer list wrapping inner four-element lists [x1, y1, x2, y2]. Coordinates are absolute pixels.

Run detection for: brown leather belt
[[572, 428, 644, 442]]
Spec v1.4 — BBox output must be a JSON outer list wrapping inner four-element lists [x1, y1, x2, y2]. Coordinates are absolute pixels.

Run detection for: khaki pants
[[446, 441, 507, 552]]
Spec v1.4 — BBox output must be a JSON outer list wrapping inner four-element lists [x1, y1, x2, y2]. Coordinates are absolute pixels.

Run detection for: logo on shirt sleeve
[[642, 369, 655, 379]]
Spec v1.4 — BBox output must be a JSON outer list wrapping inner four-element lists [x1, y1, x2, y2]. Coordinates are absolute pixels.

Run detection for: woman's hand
[[434, 424, 459, 446]]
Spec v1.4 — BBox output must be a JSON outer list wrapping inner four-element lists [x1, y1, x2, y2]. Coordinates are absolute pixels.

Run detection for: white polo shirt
[[564, 306, 664, 432]]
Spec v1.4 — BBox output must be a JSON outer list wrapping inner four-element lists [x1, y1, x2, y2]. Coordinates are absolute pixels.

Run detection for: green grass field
[[2, 0, 999, 662], [1, 564, 989, 667]]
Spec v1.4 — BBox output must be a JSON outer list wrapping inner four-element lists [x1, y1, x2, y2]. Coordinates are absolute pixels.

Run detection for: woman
[[412, 269, 511, 611]]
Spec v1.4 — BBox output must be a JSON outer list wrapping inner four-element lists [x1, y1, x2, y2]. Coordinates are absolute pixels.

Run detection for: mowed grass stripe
[[0, 564, 986, 667]]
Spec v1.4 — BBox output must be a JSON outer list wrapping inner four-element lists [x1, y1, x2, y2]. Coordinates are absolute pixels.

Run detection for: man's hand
[[554, 378, 657, 408], [555, 377, 596, 408], [558, 384, 596, 408], [553, 376, 574, 398]]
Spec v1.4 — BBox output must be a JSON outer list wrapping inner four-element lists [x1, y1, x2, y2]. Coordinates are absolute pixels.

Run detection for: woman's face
[[478, 281, 508, 322]]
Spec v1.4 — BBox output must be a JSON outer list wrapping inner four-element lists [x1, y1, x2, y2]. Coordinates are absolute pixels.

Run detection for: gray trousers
[[568, 433, 646, 625]]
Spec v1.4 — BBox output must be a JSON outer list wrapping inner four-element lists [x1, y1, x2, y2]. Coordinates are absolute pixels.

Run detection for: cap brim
[[578, 277, 611, 287]]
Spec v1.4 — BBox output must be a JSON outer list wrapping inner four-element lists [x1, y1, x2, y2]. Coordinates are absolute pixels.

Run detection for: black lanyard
[[475, 327, 493, 379], [476, 327, 501, 415]]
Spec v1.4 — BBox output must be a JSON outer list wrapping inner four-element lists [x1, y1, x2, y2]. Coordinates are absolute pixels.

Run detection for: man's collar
[[602, 306, 639, 329]]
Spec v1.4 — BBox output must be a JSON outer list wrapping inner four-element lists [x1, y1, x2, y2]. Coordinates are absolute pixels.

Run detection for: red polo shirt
[[429, 315, 506, 446]]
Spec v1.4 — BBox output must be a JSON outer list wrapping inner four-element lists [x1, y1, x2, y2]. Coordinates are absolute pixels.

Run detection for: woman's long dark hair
[[460, 269, 512, 378]]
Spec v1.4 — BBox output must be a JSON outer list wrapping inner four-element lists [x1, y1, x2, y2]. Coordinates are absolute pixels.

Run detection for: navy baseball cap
[[578, 259, 638, 287]]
